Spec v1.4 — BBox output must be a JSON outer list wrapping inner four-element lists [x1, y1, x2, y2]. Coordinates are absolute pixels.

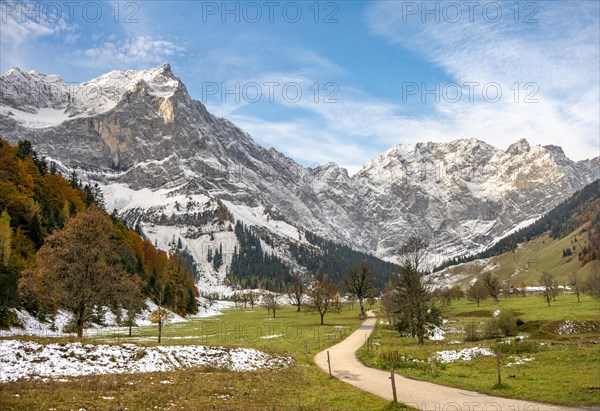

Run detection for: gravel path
[[314, 312, 576, 411]]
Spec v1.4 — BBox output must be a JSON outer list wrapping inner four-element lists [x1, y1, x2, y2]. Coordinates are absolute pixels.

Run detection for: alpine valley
[[1, 64, 598, 292]]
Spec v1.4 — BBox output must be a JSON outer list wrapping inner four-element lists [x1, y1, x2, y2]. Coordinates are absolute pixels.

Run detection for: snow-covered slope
[[0, 65, 598, 290]]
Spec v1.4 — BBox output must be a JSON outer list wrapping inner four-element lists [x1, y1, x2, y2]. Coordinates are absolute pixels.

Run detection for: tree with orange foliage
[[19, 208, 143, 337]]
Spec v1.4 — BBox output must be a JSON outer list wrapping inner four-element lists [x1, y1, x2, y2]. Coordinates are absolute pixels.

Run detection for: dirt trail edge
[[314, 311, 576, 411]]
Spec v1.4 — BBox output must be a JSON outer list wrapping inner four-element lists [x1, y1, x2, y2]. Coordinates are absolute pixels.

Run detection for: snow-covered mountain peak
[[0, 64, 184, 129], [0, 65, 598, 281], [506, 138, 531, 155]]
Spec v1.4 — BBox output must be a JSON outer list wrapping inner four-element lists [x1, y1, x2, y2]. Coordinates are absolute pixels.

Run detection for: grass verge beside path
[[1, 305, 415, 410], [359, 296, 600, 407]]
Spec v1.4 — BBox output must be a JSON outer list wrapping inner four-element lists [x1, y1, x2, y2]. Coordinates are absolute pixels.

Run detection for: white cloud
[[0, 1, 76, 44], [362, 0, 600, 161], [78, 35, 183, 68]]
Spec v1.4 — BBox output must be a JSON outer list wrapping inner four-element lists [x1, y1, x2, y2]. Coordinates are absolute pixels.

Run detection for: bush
[[497, 340, 539, 354], [496, 310, 518, 337], [464, 322, 479, 342]]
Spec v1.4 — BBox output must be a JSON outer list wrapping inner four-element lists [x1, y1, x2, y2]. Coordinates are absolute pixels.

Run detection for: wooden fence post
[[390, 367, 398, 403], [327, 350, 332, 377], [496, 350, 502, 385]]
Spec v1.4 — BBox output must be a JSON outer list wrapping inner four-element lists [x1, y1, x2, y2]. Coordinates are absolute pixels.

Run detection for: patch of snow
[[435, 347, 494, 363], [260, 334, 283, 339], [428, 326, 445, 341], [0, 340, 294, 383], [506, 356, 535, 367]]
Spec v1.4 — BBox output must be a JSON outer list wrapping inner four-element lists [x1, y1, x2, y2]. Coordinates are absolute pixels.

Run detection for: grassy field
[[440, 227, 600, 288], [0, 305, 414, 410], [359, 294, 600, 406]]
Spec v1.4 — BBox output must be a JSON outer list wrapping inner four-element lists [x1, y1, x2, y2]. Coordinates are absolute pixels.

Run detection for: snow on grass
[[0, 340, 294, 383], [428, 326, 445, 341], [435, 347, 495, 363], [260, 334, 283, 339], [506, 356, 535, 367], [2, 298, 228, 337]]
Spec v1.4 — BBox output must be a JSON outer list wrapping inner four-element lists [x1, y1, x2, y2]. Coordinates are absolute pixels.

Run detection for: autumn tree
[[466, 280, 488, 307], [393, 237, 441, 344], [450, 285, 464, 300], [481, 272, 501, 302], [308, 274, 337, 325], [344, 261, 375, 319], [19, 208, 143, 337]]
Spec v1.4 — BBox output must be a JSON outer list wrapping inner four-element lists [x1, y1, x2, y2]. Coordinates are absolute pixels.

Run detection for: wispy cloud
[[0, 1, 77, 45], [77, 35, 183, 68], [362, 0, 600, 160]]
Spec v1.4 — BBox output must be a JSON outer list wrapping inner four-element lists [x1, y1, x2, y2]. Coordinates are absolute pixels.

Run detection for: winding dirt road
[[314, 312, 576, 411]]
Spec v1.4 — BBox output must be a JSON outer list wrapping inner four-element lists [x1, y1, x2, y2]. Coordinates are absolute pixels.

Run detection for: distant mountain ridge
[[0, 65, 598, 290]]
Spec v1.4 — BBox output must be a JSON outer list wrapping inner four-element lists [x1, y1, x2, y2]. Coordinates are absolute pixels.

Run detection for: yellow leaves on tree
[[19, 207, 143, 337]]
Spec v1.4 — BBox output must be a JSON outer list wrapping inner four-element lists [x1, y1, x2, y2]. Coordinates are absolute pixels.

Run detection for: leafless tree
[[583, 264, 600, 299], [571, 273, 581, 302], [151, 285, 172, 343], [246, 290, 257, 308], [540, 272, 558, 307], [286, 271, 305, 312], [344, 261, 375, 319], [261, 290, 280, 318], [380, 281, 399, 330], [307, 274, 337, 325]]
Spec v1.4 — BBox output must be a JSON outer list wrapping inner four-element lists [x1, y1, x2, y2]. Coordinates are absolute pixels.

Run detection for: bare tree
[[584, 265, 600, 300], [466, 280, 488, 307], [308, 274, 337, 325], [332, 292, 343, 314], [246, 290, 257, 308], [571, 273, 581, 303], [380, 281, 399, 330], [119, 275, 145, 337], [393, 237, 441, 344], [344, 261, 375, 319], [540, 272, 557, 307], [262, 290, 280, 318], [286, 272, 305, 312], [151, 286, 173, 343]]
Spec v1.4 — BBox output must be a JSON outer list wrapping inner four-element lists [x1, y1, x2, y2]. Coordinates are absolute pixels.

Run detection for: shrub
[[496, 310, 518, 337], [464, 322, 479, 342], [497, 340, 539, 354]]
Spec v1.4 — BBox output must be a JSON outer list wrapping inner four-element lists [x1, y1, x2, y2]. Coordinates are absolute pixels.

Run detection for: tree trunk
[[129, 325, 132, 337], [158, 319, 162, 343], [359, 298, 365, 319], [320, 313, 324, 325]]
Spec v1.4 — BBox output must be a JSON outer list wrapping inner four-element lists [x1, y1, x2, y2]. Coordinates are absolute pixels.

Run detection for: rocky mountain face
[[1, 65, 598, 288]]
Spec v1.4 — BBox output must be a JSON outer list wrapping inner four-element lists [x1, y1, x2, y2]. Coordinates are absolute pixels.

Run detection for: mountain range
[[1, 64, 598, 290]]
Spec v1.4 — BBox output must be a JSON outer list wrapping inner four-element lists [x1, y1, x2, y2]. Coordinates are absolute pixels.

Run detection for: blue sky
[[1, 0, 599, 173]]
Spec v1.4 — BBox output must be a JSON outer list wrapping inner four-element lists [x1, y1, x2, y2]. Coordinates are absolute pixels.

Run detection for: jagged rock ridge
[[0, 65, 598, 288]]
